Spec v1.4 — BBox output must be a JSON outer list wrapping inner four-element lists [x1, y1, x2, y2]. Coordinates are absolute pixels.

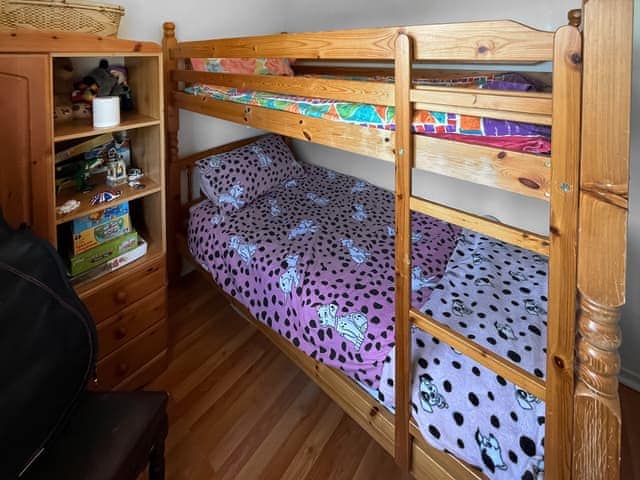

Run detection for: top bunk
[[163, 13, 582, 203]]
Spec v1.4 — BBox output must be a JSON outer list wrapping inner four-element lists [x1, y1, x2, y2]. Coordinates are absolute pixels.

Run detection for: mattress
[[183, 74, 552, 155], [188, 163, 547, 479]]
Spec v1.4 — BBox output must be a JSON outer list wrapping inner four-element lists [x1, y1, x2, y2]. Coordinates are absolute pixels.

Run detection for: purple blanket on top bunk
[[188, 163, 547, 480]]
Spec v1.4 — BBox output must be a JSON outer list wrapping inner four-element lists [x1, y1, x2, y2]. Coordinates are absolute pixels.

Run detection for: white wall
[[113, 0, 638, 387]]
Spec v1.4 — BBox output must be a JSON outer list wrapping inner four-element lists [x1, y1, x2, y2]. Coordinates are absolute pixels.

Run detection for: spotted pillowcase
[[196, 135, 304, 213]]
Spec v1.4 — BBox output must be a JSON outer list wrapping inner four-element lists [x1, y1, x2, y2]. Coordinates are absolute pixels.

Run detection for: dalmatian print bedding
[[378, 229, 548, 479], [189, 163, 460, 388], [189, 163, 547, 479]]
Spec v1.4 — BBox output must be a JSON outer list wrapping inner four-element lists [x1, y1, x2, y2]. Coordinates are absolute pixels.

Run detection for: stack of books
[[69, 202, 147, 281]]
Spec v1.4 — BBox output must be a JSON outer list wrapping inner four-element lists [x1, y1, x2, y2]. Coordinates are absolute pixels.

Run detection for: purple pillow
[[197, 135, 304, 213]]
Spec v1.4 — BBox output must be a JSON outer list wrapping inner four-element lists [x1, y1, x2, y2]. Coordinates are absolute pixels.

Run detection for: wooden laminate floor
[[150, 272, 640, 480]]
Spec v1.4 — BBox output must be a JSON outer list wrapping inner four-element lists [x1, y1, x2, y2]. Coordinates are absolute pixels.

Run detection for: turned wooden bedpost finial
[[163, 21, 176, 38], [576, 297, 622, 402], [568, 9, 582, 27]]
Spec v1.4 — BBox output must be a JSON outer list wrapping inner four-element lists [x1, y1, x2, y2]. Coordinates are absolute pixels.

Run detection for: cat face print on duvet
[[378, 231, 548, 479], [188, 163, 460, 388]]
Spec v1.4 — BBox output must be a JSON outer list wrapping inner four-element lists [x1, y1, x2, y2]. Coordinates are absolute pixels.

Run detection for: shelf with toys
[[52, 53, 165, 286], [0, 31, 168, 391]]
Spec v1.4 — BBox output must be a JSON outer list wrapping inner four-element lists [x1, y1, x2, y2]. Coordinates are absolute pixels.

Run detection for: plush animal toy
[[71, 59, 134, 113], [108, 65, 134, 111]]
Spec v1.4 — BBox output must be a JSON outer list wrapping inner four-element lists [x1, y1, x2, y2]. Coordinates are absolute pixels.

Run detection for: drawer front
[[114, 349, 168, 391], [95, 318, 168, 390], [82, 258, 166, 323], [96, 288, 167, 360]]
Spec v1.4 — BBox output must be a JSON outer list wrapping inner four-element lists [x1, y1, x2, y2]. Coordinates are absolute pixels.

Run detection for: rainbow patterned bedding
[[183, 73, 552, 154], [188, 162, 548, 479]]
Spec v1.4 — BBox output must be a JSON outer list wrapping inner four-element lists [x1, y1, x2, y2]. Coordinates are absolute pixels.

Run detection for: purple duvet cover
[[189, 164, 460, 388], [189, 163, 547, 479]]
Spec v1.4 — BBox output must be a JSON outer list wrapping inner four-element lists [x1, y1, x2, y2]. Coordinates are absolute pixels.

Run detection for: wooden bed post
[[545, 22, 583, 480], [162, 22, 181, 283], [573, 1, 633, 479], [393, 31, 413, 472]]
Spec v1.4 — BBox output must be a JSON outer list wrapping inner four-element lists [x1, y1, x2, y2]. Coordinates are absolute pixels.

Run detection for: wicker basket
[[0, 0, 125, 37]]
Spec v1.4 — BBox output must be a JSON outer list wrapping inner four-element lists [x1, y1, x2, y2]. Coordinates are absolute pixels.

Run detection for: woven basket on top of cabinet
[[0, 0, 124, 37]]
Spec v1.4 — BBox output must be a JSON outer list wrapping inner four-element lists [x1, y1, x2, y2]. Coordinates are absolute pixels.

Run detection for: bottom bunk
[[176, 135, 548, 480]]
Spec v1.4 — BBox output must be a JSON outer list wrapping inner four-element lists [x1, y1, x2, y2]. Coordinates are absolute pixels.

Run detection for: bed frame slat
[[173, 70, 396, 106], [413, 135, 551, 201], [174, 91, 551, 200], [174, 91, 395, 160], [412, 86, 552, 125], [410, 309, 547, 400], [409, 196, 550, 255], [171, 21, 553, 63]]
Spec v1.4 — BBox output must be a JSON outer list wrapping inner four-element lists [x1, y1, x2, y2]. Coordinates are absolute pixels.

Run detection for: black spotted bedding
[[378, 229, 548, 479], [188, 163, 547, 480]]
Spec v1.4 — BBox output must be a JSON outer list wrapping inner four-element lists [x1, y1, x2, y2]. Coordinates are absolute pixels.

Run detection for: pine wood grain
[[409, 196, 550, 255], [621, 384, 640, 480], [170, 21, 553, 63], [410, 309, 545, 400], [573, 1, 633, 479], [173, 91, 551, 201], [153, 272, 640, 480], [0, 54, 55, 243], [151, 273, 404, 480], [174, 70, 395, 106], [544, 24, 582, 480], [0, 30, 160, 54], [393, 33, 413, 471]]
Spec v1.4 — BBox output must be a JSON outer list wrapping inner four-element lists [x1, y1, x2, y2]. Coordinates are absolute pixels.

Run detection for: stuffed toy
[[108, 65, 134, 111], [72, 59, 134, 112]]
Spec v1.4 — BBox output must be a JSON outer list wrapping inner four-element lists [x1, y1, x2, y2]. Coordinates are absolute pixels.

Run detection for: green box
[[72, 212, 132, 255], [70, 231, 138, 277]]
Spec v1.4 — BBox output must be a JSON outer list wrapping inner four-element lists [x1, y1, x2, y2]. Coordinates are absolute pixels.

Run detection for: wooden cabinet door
[[0, 54, 54, 242]]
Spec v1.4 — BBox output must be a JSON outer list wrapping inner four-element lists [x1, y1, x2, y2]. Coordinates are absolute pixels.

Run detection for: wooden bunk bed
[[161, 0, 633, 478]]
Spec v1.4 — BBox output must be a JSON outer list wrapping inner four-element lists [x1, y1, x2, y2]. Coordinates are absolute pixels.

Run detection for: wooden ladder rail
[[394, 24, 583, 479], [393, 31, 413, 471], [543, 24, 583, 480]]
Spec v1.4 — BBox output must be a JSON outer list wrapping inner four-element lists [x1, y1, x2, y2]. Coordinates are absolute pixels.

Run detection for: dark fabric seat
[[23, 391, 168, 480]]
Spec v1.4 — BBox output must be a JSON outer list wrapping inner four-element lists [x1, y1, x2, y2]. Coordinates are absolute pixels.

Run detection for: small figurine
[[127, 167, 144, 182], [90, 190, 122, 206], [106, 158, 127, 186], [56, 199, 80, 215]]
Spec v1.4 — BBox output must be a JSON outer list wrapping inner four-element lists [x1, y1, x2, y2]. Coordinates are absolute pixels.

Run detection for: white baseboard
[[620, 368, 640, 392]]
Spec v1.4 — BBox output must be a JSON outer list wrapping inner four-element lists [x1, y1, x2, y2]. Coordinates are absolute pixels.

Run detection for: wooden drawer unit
[[96, 288, 167, 360], [81, 257, 166, 324], [95, 318, 168, 391]]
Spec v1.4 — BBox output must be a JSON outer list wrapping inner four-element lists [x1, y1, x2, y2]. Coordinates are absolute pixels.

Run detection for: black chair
[[23, 390, 168, 480]]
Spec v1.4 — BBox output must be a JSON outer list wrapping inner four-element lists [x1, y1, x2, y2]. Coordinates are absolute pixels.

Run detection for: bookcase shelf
[[54, 112, 160, 142], [55, 177, 162, 225], [0, 33, 168, 392]]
